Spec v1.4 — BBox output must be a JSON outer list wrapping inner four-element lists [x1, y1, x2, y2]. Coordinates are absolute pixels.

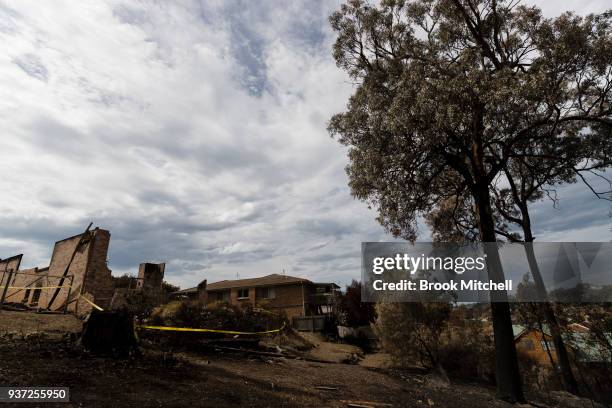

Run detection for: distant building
[[169, 273, 339, 320], [513, 324, 611, 365], [513, 324, 558, 365], [109, 262, 167, 310]]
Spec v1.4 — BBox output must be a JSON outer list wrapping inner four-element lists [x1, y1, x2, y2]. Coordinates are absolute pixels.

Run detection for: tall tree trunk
[[518, 204, 579, 394], [504, 170, 580, 395], [473, 183, 525, 403], [523, 241, 579, 395]]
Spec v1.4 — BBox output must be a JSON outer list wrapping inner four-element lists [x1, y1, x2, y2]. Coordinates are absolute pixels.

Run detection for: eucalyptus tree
[[491, 150, 610, 395], [328, 0, 611, 401], [427, 153, 611, 395]]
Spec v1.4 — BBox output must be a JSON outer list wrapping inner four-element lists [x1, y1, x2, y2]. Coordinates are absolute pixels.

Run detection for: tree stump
[[81, 310, 139, 356]]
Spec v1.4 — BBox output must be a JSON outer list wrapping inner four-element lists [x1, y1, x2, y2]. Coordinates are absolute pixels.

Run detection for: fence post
[[0, 270, 14, 311]]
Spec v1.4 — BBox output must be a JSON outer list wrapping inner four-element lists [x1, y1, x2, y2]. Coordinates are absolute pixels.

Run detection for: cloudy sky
[[1, 0, 610, 289]]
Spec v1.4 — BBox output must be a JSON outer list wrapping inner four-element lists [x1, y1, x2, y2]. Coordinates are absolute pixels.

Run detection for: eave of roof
[[206, 274, 312, 291], [171, 287, 198, 294], [173, 274, 335, 294], [314, 282, 340, 289]]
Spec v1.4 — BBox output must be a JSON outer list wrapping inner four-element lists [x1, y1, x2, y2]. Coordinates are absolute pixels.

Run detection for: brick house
[[513, 324, 558, 366], [513, 324, 612, 365], [170, 274, 339, 320]]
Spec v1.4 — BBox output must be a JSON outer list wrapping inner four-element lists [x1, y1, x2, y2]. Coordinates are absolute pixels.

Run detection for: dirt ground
[[296, 332, 365, 364], [0, 310, 81, 335], [0, 311, 602, 408]]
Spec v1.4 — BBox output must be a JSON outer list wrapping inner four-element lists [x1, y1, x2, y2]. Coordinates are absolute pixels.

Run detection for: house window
[[31, 288, 42, 305], [523, 339, 535, 351], [22, 289, 31, 303], [237, 288, 249, 299], [541, 340, 555, 351], [212, 291, 229, 302], [256, 287, 275, 299]]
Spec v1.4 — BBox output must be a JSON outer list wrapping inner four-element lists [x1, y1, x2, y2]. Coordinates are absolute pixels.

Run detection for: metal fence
[[292, 315, 327, 332]]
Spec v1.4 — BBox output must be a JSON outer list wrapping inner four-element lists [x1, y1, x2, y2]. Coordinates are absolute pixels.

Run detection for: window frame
[[213, 290, 229, 302], [540, 339, 555, 351], [256, 286, 275, 300], [237, 288, 249, 299]]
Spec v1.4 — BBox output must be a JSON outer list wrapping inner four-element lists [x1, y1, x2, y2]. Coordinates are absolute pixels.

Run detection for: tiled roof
[[207, 274, 311, 291], [172, 287, 198, 294]]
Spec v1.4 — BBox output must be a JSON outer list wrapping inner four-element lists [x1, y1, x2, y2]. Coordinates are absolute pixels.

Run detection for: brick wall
[[3, 267, 48, 305], [207, 283, 310, 320], [1, 228, 161, 317], [262, 284, 307, 316], [81, 229, 115, 310], [516, 330, 557, 366], [41, 228, 114, 314], [46, 232, 93, 313], [0, 255, 23, 289], [197, 280, 208, 304], [136, 263, 165, 291]]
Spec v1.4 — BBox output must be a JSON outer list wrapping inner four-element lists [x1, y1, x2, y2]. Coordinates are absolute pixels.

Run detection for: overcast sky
[[1, 0, 610, 289]]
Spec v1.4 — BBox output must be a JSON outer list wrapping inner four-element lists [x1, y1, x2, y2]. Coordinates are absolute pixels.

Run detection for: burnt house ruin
[[0, 227, 166, 316]]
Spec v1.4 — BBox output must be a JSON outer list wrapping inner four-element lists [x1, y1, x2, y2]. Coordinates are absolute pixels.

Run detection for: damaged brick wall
[[3, 267, 49, 306], [136, 263, 165, 291], [110, 262, 166, 310], [46, 228, 115, 314], [0, 255, 23, 304], [0, 255, 23, 284], [0, 228, 115, 315]]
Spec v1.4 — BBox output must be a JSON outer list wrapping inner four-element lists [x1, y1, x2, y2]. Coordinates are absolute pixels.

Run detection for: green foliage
[[329, 2, 610, 399], [328, 0, 612, 241]]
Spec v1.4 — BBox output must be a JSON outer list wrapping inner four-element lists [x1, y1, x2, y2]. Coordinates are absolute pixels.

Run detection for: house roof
[[568, 322, 590, 333], [567, 332, 612, 363], [170, 274, 339, 295], [513, 324, 552, 339], [513, 325, 611, 362], [513, 324, 527, 339], [314, 282, 341, 289], [171, 287, 198, 294], [207, 274, 312, 291]]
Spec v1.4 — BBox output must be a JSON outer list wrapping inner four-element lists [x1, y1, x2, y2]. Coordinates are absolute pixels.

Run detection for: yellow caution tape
[[133, 324, 140, 342], [79, 294, 104, 311], [7, 286, 72, 290], [136, 323, 285, 336]]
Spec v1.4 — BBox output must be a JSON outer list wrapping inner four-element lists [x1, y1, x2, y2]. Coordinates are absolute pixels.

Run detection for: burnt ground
[[0, 339, 511, 408], [0, 310, 81, 334], [0, 311, 603, 408]]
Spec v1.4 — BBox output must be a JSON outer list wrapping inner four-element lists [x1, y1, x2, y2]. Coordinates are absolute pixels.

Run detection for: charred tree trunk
[[523, 241, 579, 395], [81, 310, 139, 357], [504, 169, 580, 395], [473, 182, 525, 403]]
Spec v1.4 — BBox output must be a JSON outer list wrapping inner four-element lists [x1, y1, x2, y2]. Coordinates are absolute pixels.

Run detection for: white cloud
[[0, 0, 609, 290]]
